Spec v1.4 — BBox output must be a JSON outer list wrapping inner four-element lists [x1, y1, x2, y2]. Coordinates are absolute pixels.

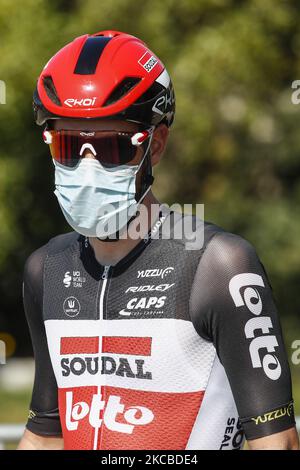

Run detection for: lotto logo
[[59, 385, 205, 449], [66, 391, 154, 433], [229, 273, 281, 380]]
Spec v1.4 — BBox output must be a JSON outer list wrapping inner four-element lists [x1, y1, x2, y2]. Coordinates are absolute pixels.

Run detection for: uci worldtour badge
[[63, 271, 86, 288], [63, 297, 81, 318]]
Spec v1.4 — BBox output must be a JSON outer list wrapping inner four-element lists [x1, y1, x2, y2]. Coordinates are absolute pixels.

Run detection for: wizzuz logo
[[251, 402, 294, 426], [229, 273, 281, 380], [137, 267, 174, 279], [0, 80, 6, 104]]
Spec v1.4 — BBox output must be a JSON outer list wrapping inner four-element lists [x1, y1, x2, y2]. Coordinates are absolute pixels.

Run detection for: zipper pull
[[101, 265, 110, 280]]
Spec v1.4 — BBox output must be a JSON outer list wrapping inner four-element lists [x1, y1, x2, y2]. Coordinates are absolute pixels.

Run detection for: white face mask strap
[[136, 126, 155, 173], [133, 125, 156, 207]]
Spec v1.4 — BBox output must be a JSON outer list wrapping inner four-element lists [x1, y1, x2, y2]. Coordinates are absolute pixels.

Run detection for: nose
[[82, 149, 96, 159]]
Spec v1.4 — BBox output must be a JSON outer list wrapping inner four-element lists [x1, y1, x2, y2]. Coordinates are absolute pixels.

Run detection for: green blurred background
[[0, 0, 300, 446]]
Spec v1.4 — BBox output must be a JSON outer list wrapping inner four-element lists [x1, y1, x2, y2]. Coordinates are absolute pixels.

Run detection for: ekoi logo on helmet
[[64, 97, 97, 108]]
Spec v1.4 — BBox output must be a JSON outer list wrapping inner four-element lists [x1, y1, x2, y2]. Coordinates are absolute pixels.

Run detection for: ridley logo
[[125, 283, 175, 293], [65, 391, 154, 433], [229, 273, 281, 380], [64, 97, 97, 108]]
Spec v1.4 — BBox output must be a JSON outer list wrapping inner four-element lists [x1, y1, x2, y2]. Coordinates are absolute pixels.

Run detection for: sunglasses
[[43, 127, 154, 168]]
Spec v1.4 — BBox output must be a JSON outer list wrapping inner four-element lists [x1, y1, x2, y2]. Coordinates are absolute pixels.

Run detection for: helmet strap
[[136, 149, 154, 202], [97, 148, 154, 243]]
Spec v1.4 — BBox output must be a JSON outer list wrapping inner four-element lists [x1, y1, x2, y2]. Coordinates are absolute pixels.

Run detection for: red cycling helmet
[[33, 30, 175, 128]]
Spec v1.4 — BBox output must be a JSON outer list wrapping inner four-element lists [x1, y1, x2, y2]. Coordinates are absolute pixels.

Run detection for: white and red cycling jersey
[[24, 208, 295, 449]]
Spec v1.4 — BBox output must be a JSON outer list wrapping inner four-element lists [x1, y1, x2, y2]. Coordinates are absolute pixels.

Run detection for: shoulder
[[193, 224, 270, 315], [161, 207, 258, 263], [24, 231, 80, 288], [190, 225, 267, 340], [161, 206, 226, 249], [190, 220, 262, 295], [202, 227, 260, 273]]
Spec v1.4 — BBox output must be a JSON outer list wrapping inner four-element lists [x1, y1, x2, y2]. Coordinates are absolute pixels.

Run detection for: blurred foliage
[[0, 388, 31, 423], [0, 0, 299, 373]]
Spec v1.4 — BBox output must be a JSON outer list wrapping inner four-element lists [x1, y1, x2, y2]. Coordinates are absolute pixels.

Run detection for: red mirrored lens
[[46, 130, 140, 167]]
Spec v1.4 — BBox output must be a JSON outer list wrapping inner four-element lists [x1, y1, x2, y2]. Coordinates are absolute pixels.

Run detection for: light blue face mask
[[53, 140, 152, 238]]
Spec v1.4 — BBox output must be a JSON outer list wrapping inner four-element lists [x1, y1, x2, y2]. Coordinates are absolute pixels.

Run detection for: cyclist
[[18, 30, 298, 450]]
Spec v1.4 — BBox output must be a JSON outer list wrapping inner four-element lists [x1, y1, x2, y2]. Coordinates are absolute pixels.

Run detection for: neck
[[88, 191, 160, 266]]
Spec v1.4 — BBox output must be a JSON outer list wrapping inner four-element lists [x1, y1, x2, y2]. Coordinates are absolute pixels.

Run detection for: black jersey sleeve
[[190, 231, 295, 440], [23, 244, 62, 436]]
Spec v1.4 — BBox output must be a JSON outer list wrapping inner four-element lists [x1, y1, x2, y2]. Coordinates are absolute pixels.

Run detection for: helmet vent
[[103, 77, 141, 107], [135, 81, 164, 104], [74, 37, 112, 75], [43, 76, 62, 106]]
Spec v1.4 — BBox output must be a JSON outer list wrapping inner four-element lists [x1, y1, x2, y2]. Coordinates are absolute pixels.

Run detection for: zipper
[[94, 265, 111, 450], [101, 265, 110, 281], [99, 265, 110, 320]]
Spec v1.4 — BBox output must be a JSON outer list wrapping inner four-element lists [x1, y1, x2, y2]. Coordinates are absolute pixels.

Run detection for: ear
[[150, 124, 169, 166]]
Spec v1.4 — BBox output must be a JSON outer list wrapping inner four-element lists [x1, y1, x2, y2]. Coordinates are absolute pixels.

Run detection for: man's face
[[51, 118, 151, 197], [51, 118, 169, 164], [52, 118, 141, 157]]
